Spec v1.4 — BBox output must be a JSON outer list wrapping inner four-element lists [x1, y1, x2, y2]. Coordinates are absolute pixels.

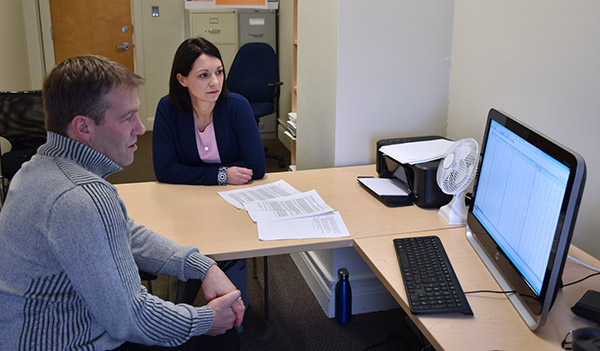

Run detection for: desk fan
[[436, 138, 479, 225]]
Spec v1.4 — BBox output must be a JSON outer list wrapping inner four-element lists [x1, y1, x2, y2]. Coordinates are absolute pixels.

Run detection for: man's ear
[[68, 115, 94, 143]]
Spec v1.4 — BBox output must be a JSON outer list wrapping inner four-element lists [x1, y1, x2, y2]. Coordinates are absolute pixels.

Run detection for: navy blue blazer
[[152, 93, 266, 185]]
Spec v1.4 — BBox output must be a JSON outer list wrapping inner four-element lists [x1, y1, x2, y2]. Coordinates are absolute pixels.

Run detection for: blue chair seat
[[250, 102, 275, 119]]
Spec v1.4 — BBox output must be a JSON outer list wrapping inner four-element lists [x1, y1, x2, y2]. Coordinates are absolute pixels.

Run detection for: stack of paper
[[244, 189, 332, 222], [379, 139, 454, 165], [218, 180, 350, 241], [284, 112, 297, 139], [286, 120, 297, 137], [217, 179, 300, 210], [357, 177, 409, 196]]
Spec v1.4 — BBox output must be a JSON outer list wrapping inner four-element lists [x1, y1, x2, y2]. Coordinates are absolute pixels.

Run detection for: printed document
[[357, 177, 409, 196], [244, 189, 333, 222], [257, 212, 350, 241], [218, 179, 301, 209], [217, 180, 350, 241]]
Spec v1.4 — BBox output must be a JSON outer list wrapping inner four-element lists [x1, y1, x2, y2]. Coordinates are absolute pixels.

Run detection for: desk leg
[[0, 176, 6, 205], [264, 256, 269, 320], [253, 257, 258, 279]]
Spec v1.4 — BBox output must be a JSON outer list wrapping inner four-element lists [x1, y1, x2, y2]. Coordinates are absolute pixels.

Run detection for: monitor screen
[[466, 108, 586, 330]]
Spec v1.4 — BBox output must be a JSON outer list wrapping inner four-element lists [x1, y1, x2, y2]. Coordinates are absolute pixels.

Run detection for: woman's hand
[[226, 166, 253, 185]]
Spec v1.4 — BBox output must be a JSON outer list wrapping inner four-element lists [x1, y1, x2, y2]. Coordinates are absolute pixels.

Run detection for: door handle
[[116, 42, 130, 51]]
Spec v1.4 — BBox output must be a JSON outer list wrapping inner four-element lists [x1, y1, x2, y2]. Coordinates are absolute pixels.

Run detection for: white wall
[[22, 0, 45, 89], [296, 0, 339, 169], [296, 0, 454, 170], [447, 0, 600, 259], [335, 0, 454, 166], [0, 1, 32, 90]]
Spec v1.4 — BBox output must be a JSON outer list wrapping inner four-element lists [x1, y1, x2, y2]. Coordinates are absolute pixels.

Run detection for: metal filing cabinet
[[237, 9, 276, 51], [185, 10, 238, 71]]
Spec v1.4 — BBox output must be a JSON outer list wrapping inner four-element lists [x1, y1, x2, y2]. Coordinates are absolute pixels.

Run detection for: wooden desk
[[116, 165, 455, 261], [354, 228, 600, 350], [116, 164, 598, 349]]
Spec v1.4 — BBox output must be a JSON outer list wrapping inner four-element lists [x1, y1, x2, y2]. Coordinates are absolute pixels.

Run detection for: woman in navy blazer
[[153, 38, 266, 320], [153, 38, 265, 186]]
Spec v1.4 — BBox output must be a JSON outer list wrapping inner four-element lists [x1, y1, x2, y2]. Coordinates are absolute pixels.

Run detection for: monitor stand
[[466, 227, 543, 330]]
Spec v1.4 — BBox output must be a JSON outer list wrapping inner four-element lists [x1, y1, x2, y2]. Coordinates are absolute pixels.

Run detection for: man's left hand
[[202, 265, 245, 327]]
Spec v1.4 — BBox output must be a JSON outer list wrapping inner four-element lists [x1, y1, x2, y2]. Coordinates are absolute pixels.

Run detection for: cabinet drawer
[[190, 12, 237, 44], [238, 11, 275, 47], [217, 44, 237, 71]]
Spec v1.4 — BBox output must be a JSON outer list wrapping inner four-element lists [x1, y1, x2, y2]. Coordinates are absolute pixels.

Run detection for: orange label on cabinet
[[215, 0, 265, 5]]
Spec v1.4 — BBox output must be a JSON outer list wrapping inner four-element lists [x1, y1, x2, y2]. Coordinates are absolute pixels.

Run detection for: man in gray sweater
[[0, 55, 244, 350]]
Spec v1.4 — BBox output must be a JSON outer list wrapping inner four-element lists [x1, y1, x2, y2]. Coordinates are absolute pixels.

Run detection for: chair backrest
[[0, 90, 46, 150], [227, 43, 280, 105]]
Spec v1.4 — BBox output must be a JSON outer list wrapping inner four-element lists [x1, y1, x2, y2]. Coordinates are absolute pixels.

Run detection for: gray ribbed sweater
[[0, 132, 217, 350]]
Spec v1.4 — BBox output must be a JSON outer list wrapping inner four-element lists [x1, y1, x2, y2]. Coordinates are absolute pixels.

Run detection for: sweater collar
[[38, 132, 123, 178]]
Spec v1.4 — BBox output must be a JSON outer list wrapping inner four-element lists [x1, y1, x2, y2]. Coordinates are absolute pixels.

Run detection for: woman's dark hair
[[168, 37, 228, 113]]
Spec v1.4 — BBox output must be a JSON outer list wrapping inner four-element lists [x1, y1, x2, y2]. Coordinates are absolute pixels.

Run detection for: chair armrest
[[0, 136, 12, 156]]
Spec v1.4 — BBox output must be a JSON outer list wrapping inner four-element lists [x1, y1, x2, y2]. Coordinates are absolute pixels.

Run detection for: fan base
[[438, 195, 468, 225]]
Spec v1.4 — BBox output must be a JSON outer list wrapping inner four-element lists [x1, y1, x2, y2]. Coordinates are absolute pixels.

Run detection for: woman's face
[[177, 53, 224, 105]]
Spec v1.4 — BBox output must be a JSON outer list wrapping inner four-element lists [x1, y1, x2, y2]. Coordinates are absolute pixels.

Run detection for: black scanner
[[376, 136, 452, 208]]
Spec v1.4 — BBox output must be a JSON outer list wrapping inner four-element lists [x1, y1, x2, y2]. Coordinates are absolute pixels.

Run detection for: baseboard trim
[[290, 252, 335, 317], [291, 251, 398, 318]]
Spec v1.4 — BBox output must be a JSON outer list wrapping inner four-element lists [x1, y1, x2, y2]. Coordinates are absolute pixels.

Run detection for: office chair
[[0, 90, 47, 203], [227, 42, 286, 168], [0, 136, 12, 204]]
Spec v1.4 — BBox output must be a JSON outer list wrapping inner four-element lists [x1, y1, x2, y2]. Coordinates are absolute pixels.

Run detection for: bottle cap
[[338, 268, 349, 280]]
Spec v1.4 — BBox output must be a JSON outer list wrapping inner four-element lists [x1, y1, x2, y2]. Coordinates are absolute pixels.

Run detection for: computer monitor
[[466, 108, 586, 330]]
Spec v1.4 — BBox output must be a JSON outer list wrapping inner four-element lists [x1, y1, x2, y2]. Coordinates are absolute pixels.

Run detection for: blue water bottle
[[335, 268, 352, 324]]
